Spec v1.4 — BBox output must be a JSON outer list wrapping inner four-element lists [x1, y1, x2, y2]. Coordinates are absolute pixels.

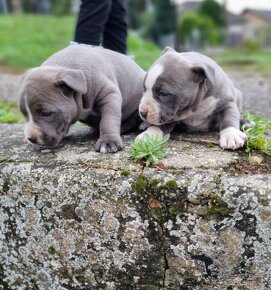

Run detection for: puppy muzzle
[[24, 123, 63, 148], [139, 110, 175, 126]]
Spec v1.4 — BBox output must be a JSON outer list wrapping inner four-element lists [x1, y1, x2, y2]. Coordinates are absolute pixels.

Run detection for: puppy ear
[[161, 46, 176, 56], [56, 69, 87, 95], [191, 66, 206, 83], [17, 69, 32, 115]]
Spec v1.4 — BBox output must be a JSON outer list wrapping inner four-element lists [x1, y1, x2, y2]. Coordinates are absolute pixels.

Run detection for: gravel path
[[0, 71, 270, 119], [0, 73, 22, 103], [229, 72, 271, 119]]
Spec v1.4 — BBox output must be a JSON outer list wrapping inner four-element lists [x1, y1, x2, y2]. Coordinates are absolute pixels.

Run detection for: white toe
[[135, 132, 146, 141], [219, 127, 247, 150], [100, 144, 107, 153], [135, 126, 163, 142]]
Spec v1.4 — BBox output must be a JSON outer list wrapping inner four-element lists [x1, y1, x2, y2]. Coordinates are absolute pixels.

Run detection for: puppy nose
[[28, 137, 37, 144], [140, 111, 148, 119]]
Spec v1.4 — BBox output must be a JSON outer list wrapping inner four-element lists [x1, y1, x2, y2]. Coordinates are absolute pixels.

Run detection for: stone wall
[[0, 124, 270, 289]]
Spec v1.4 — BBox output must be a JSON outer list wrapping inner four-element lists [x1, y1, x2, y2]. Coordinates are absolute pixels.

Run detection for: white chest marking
[[178, 96, 218, 127]]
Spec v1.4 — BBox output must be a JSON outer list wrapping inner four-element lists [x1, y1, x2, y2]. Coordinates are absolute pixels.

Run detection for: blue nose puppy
[[137, 47, 247, 150]]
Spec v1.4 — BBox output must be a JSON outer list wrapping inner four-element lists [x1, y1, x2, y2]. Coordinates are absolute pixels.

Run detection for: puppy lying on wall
[[19, 44, 145, 153], [137, 47, 247, 150]]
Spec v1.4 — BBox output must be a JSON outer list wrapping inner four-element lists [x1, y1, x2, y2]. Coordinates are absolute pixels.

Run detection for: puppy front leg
[[95, 94, 123, 153], [136, 123, 176, 141], [219, 102, 247, 150]]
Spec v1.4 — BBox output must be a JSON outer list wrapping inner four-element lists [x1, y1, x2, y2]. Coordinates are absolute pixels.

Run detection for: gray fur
[[138, 47, 247, 149], [19, 44, 145, 152]]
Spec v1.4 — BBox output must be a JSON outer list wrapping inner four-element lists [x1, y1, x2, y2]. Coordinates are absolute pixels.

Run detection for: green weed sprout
[[129, 134, 170, 167], [242, 112, 271, 157]]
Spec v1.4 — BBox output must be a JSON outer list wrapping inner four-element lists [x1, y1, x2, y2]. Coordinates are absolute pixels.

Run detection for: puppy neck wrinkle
[[191, 79, 209, 111], [72, 93, 84, 123]]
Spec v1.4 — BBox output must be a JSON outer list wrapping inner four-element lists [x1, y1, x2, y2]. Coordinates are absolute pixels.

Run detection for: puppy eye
[[40, 111, 53, 117], [158, 91, 169, 97]]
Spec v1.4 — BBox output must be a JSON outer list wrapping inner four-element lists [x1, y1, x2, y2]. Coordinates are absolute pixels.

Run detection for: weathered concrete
[[0, 124, 271, 290]]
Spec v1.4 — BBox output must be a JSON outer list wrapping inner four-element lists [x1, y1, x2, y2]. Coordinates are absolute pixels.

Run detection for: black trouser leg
[[74, 0, 112, 46], [102, 0, 127, 54]]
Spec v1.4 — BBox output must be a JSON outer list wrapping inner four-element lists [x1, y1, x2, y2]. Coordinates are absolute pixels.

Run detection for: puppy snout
[[140, 110, 148, 119], [27, 137, 37, 144]]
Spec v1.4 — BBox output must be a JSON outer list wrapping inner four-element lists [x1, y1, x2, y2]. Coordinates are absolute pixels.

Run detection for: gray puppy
[[19, 44, 145, 153], [137, 47, 247, 150]]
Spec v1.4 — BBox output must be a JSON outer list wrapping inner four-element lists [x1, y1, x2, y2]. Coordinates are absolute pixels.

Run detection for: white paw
[[135, 126, 163, 141], [219, 127, 247, 150]]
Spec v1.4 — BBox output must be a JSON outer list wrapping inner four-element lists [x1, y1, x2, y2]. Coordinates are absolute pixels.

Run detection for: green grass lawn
[[0, 15, 160, 71], [1, 14, 271, 72], [0, 99, 24, 123], [213, 49, 271, 72], [0, 15, 76, 69], [0, 15, 270, 124], [0, 15, 270, 72]]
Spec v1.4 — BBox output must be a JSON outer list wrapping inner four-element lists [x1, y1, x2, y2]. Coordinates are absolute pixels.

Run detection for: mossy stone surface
[[0, 124, 270, 289]]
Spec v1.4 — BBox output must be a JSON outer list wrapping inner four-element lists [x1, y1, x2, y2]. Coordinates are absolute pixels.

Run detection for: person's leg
[[74, 0, 112, 46], [102, 0, 127, 54]]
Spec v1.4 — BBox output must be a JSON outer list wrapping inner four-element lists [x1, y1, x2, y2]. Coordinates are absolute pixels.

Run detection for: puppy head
[[139, 47, 209, 125], [19, 66, 87, 147]]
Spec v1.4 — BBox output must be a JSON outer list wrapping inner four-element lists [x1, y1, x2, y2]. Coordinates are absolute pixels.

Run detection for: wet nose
[[140, 111, 148, 119], [27, 137, 37, 144]]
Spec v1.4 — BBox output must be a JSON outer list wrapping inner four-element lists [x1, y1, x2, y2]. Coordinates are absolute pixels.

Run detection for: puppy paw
[[219, 127, 247, 150], [95, 134, 123, 153], [136, 126, 163, 141]]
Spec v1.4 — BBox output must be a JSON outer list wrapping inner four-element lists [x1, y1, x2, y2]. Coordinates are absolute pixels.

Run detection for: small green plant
[[243, 38, 261, 53], [242, 112, 271, 157], [129, 134, 170, 167]]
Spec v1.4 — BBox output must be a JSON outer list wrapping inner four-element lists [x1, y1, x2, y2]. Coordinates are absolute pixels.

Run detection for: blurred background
[[0, 0, 271, 72], [0, 0, 271, 123]]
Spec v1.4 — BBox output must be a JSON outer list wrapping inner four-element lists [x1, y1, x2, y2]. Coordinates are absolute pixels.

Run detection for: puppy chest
[[79, 109, 101, 127], [182, 96, 218, 128]]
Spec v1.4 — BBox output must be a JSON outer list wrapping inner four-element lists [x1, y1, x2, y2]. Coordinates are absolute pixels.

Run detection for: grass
[[213, 49, 271, 72], [0, 15, 160, 71], [128, 31, 161, 70], [242, 112, 271, 157], [0, 15, 76, 69], [0, 99, 24, 123], [0, 15, 270, 72]]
